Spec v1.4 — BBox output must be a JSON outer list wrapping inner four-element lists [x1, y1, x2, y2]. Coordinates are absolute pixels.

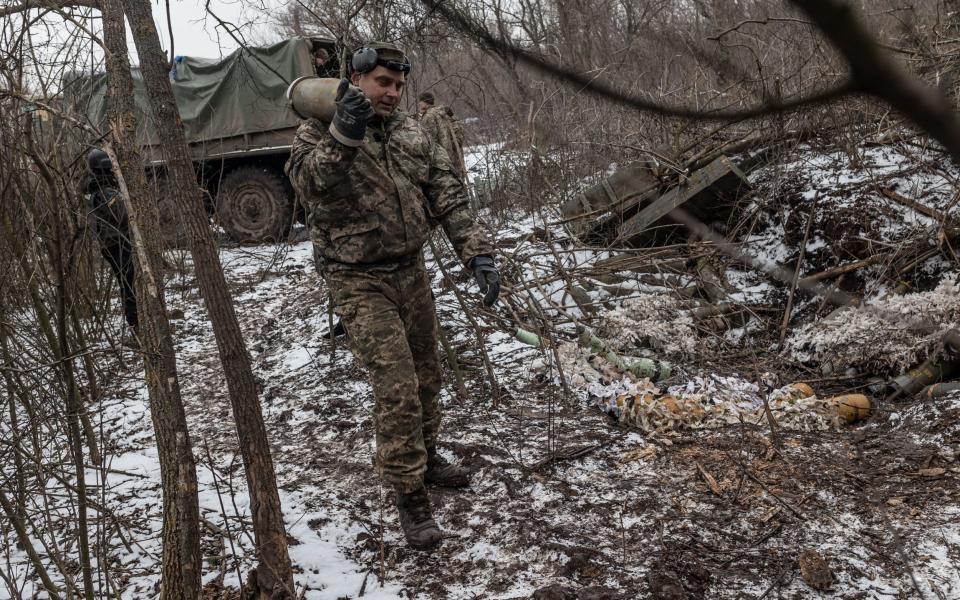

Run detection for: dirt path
[[147, 239, 960, 599]]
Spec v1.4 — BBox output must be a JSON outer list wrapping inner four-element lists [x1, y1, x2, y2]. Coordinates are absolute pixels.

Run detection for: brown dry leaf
[[886, 497, 905, 507], [696, 462, 721, 495], [918, 467, 946, 477], [582, 564, 603, 579], [760, 506, 780, 523], [798, 549, 833, 591], [620, 446, 657, 463]]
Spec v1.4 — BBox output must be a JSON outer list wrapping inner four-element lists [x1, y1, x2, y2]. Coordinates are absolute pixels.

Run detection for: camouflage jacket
[[420, 104, 466, 179], [80, 173, 129, 247], [286, 110, 491, 270]]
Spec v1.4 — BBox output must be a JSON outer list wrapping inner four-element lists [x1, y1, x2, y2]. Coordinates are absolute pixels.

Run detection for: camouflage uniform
[[286, 110, 491, 493], [420, 105, 467, 180]]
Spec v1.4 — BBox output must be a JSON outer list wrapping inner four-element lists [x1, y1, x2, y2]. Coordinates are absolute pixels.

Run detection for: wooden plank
[[560, 161, 659, 235], [617, 155, 749, 243], [560, 185, 660, 238]]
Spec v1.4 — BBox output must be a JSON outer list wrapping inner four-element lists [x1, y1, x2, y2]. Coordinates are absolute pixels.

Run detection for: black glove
[[329, 78, 375, 147], [471, 256, 500, 307]]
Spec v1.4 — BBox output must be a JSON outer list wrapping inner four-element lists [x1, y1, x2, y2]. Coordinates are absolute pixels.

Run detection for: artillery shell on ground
[[828, 394, 871, 424]]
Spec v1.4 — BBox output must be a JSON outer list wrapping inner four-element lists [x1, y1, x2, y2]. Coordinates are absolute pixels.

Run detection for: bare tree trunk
[[0, 317, 28, 514], [54, 254, 96, 600], [120, 0, 294, 596], [0, 488, 62, 600], [69, 308, 103, 464], [100, 1, 201, 597]]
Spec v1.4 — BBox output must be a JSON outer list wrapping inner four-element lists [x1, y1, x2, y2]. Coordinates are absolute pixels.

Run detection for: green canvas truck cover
[[71, 37, 315, 147]]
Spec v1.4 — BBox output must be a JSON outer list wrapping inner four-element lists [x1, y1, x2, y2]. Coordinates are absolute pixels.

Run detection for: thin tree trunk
[[0, 295, 43, 480], [70, 308, 102, 464], [436, 317, 469, 399], [100, 1, 201, 598], [0, 318, 28, 513], [18, 124, 104, 467], [3, 181, 97, 600], [120, 1, 294, 596], [428, 236, 501, 405], [0, 488, 62, 600], [54, 245, 95, 600]]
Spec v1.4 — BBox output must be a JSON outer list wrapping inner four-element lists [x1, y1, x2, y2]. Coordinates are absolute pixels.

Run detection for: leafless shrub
[[277, 0, 960, 221]]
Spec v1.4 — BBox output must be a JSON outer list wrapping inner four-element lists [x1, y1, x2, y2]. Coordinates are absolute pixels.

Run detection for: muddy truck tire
[[216, 166, 293, 243]]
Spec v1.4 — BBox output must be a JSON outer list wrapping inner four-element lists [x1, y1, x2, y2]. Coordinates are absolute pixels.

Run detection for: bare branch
[[418, 0, 858, 121], [791, 0, 960, 164], [0, 0, 99, 19], [203, 0, 292, 84], [708, 17, 815, 41]]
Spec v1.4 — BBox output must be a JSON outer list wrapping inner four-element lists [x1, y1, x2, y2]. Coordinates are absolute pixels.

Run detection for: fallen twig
[[779, 196, 817, 349], [531, 443, 602, 471], [880, 187, 947, 222]]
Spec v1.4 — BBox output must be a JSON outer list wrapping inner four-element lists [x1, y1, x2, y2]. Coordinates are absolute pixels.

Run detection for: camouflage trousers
[[325, 255, 442, 493]]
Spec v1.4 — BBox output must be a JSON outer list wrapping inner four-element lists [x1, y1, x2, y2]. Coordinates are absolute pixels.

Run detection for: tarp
[[71, 37, 316, 147]]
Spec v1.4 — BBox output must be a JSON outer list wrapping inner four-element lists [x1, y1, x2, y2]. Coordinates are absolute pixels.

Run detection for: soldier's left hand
[[470, 256, 500, 307]]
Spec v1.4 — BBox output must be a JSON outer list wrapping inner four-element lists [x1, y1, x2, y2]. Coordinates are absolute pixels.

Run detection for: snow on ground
[[464, 143, 507, 184], [787, 278, 960, 375], [4, 141, 960, 599], [743, 144, 957, 290]]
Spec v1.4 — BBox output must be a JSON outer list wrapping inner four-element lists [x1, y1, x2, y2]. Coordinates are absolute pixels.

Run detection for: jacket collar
[[371, 109, 408, 135]]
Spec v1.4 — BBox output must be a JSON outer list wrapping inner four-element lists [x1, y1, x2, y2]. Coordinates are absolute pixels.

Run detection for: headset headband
[[351, 47, 411, 75]]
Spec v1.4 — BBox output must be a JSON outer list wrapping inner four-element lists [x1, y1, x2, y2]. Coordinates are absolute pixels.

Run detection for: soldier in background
[[418, 91, 468, 180], [80, 149, 139, 342], [286, 42, 499, 551], [313, 47, 331, 76]]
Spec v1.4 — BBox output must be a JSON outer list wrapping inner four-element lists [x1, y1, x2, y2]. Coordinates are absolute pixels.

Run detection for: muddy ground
[[9, 141, 960, 599], [153, 228, 959, 599]]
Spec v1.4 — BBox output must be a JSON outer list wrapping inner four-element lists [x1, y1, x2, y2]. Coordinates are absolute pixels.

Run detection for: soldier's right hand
[[329, 78, 375, 147]]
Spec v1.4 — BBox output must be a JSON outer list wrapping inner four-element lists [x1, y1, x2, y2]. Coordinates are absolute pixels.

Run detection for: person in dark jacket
[[81, 149, 138, 333]]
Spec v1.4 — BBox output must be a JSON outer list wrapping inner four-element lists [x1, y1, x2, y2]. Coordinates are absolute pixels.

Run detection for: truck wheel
[[152, 173, 191, 248], [216, 166, 293, 243]]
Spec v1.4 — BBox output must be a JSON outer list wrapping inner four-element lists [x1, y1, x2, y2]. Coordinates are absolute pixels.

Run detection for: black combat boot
[[424, 446, 470, 488], [395, 486, 443, 550]]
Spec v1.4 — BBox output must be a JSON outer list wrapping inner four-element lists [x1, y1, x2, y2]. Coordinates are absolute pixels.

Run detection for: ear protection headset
[[351, 47, 411, 75]]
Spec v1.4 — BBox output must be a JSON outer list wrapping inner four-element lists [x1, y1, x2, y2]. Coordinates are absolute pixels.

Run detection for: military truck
[[71, 37, 339, 244]]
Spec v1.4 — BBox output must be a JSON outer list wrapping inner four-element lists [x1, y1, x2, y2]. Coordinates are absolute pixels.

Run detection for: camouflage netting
[[785, 277, 960, 375], [597, 380, 843, 434], [537, 342, 844, 433], [594, 294, 697, 358]]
